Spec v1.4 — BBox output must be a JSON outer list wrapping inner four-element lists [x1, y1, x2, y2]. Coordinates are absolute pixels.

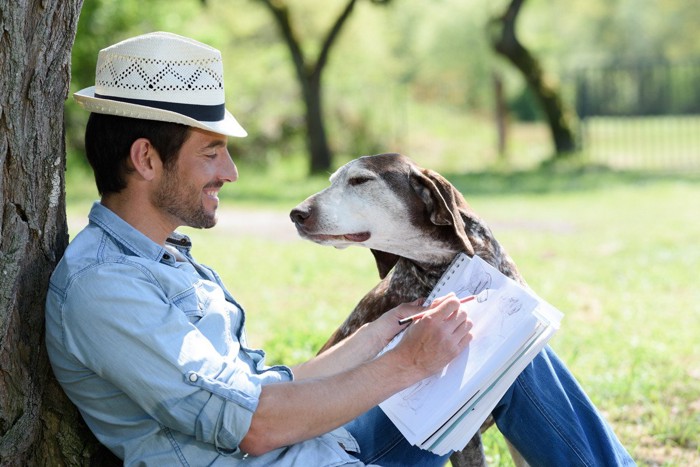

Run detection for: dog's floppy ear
[[370, 249, 400, 279], [409, 166, 475, 256]]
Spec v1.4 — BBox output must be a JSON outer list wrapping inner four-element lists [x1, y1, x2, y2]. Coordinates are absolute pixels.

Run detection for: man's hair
[[85, 113, 191, 195]]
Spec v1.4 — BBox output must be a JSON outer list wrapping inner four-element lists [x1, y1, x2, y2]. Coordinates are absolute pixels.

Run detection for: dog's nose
[[290, 206, 311, 225]]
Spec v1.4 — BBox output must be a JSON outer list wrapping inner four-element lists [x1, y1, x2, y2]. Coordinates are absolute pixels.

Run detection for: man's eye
[[348, 176, 372, 186]]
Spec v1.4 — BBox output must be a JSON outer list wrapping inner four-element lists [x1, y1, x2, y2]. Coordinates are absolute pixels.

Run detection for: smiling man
[[45, 32, 634, 466], [101, 126, 234, 241]]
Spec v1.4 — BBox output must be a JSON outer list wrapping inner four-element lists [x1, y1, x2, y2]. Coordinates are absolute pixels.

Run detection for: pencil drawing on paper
[[456, 258, 526, 336], [498, 295, 523, 336], [398, 374, 439, 412], [455, 259, 492, 302]]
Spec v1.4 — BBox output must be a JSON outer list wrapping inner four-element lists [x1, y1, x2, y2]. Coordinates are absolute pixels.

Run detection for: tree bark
[[258, 0, 359, 174], [489, 0, 578, 157], [0, 2, 115, 465]]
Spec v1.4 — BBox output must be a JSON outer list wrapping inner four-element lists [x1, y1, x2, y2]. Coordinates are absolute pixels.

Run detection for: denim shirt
[[45, 202, 365, 466]]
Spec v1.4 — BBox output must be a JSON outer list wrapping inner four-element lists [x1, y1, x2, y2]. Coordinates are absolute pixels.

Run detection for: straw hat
[[74, 32, 247, 137]]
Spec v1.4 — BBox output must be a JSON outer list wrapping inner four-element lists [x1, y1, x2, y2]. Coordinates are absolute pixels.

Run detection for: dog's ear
[[370, 249, 400, 279], [409, 166, 476, 256]]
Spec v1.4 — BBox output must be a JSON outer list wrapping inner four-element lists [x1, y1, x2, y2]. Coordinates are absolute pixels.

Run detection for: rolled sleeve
[[184, 372, 256, 453]]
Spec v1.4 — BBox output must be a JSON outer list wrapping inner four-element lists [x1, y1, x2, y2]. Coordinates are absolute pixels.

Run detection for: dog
[[290, 153, 527, 467]]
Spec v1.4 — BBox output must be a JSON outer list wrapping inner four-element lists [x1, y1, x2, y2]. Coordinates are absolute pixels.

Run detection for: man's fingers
[[459, 329, 474, 346], [426, 292, 456, 308], [456, 317, 474, 336], [432, 294, 464, 321]]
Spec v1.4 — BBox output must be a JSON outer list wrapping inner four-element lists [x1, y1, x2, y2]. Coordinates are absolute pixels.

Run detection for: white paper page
[[422, 323, 546, 450], [379, 254, 564, 452], [380, 257, 542, 439], [428, 315, 560, 454], [381, 296, 539, 439]]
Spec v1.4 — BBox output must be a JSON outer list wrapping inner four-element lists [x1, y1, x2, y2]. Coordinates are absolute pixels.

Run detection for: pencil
[[398, 295, 475, 325]]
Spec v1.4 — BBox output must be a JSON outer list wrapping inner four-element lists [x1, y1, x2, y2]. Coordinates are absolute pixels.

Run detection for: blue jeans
[[344, 346, 634, 466]]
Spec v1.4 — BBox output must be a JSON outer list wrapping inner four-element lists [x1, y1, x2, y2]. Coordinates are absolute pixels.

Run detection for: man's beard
[[153, 168, 219, 229]]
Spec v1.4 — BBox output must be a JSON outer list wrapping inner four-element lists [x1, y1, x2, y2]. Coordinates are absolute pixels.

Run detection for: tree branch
[[315, 0, 358, 81], [258, 0, 308, 82], [488, 0, 577, 154]]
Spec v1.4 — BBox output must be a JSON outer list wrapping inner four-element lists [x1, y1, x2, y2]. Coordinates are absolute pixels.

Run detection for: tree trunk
[[0, 2, 115, 465], [303, 70, 333, 174], [258, 0, 358, 174], [489, 0, 578, 158], [493, 71, 509, 162]]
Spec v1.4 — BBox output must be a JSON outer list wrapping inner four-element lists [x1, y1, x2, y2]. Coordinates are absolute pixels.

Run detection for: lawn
[[66, 156, 700, 465]]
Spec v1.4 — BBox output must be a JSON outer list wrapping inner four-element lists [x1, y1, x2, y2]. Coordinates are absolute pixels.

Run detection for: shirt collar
[[87, 202, 191, 263]]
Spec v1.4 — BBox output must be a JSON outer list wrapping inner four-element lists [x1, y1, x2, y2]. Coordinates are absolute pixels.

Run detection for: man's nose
[[220, 149, 238, 183]]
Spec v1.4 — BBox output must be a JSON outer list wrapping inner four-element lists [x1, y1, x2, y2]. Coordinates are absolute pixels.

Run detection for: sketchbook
[[378, 253, 563, 455]]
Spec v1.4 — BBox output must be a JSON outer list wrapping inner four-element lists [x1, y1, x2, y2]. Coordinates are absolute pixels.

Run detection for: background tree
[[62, 0, 699, 174], [488, 0, 578, 156], [256, 0, 389, 174]]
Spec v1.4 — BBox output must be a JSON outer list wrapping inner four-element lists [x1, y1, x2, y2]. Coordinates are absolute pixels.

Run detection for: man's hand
[[366, 298, 426, 347], [388, 294, 473, 379]]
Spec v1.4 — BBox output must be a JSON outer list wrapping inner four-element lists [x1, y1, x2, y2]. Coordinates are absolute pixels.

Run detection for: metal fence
[[574, 62, 700, 171]]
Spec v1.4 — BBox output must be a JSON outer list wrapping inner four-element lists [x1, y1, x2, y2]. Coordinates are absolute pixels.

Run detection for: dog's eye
[[348, 176, 373, 186]]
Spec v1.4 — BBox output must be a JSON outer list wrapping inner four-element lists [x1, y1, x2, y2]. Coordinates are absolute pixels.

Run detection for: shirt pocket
[[172, 282, 210, 323], [327, 427, 361, 455]]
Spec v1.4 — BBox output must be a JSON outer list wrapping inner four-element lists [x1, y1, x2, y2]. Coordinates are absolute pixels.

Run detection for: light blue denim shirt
[[45, 202, 364, 466]]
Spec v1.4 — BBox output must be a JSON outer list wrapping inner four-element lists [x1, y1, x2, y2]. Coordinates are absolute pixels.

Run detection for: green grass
[[66, 157, 700, 465]]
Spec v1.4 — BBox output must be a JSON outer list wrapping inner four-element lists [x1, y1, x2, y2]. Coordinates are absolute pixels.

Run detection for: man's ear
[[129, 138, 160, 181]]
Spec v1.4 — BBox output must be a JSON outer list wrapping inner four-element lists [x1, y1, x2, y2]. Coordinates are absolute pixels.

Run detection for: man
[[46, 32, 634, 466]]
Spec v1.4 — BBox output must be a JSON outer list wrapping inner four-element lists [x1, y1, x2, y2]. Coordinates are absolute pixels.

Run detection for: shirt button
[[188, 373, 198, 382]]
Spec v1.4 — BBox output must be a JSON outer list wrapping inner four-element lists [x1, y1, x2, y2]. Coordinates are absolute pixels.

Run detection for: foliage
[[521, 0, 700, 69], [253, 0, 374, 173], [67, 0, 700, 168]]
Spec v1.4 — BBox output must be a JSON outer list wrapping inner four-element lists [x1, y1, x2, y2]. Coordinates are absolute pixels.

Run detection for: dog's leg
[[449, 433, 487, 467], [448, 436, 529, 467]]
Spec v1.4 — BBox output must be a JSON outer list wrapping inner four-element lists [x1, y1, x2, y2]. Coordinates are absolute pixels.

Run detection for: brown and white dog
[[290, 153, 527, 467]]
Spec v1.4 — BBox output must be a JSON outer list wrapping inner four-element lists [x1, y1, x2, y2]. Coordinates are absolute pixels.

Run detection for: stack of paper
[[378, 254, 563, 455]]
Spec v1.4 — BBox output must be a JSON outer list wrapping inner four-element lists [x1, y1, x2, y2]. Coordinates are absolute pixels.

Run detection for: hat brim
[[74, 86, 247, 138]]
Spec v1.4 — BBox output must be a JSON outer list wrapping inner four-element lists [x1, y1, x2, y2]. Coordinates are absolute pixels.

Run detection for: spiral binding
[[423, 253, 470, 306]]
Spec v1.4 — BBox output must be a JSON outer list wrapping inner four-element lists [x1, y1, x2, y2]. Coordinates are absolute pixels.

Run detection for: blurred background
[[65, 1, 700, 465], [66, 0, 700, 178]]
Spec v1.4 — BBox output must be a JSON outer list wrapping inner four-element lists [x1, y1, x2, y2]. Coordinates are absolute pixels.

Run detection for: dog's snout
[[290, 205, 311, 225]]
